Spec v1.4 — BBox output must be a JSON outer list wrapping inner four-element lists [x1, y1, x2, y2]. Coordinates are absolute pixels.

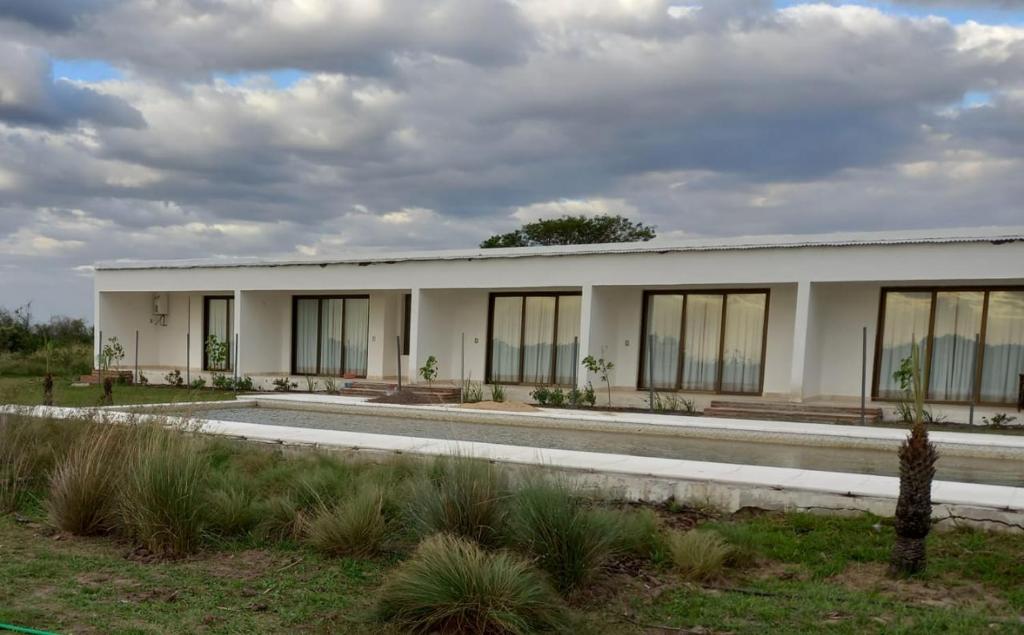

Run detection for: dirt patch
[[369, 389, 455, 405], [830, 562, 1007, 612], [459, 400, 539, 413], [187, 549, 290, 581]]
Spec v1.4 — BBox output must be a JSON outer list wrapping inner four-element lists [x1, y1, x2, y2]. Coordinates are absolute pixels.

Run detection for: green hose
[[0, 623, 58, 635]]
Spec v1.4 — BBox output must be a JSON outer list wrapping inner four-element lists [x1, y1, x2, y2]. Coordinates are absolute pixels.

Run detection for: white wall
[[238, 291, 291, 375], [414, 289, 489, 382]]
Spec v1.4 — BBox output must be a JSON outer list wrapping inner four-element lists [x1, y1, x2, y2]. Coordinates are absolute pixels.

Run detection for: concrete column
[[233, 289, 243, 376], [408, 288, 422, 383], [577, 285, 594, 389], [789, 280, 813, 401], [93, 290, 103, 370]]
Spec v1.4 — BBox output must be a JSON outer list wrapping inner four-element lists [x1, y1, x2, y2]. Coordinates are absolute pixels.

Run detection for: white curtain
[[320, 299, 344, 375], [980, 291, 1024, 403], [522, 296, 556, 384], [929, 291, 983, 401], [490, 297, 523, 383], [206, 298, 232, 370], [554, 295, 581, 385], [681, 294, 723, 391], [877, 291, 931, 399], [294, 299, 319, 374], [343, 298, 369, 376], [720, 294, 766, 393], [643, 295, 683, 389]]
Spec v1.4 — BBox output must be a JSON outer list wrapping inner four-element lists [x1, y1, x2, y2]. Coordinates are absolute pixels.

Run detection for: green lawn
[[2, 510, 1021, 634], [0, 376, 237, 408]]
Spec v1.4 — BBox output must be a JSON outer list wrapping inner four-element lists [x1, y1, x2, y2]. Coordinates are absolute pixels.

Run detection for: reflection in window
[[928, 292, 983, 401], [681, 295, 722, 391], [644, 294, 683, 389], [980, 291, 1024, 403], [876, 292, 931, 399], [292, 297, 369, 376], [487, 294, 581, 385], [721, 294, 767, 393]]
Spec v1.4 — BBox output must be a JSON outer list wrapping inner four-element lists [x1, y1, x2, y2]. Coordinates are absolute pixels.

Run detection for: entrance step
[[703, 400, 883, 425]]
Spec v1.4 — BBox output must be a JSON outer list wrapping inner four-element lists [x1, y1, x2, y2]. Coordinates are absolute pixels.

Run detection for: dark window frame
[[872, 285, 1024, 406], [402, 293, 411, 356], [484, 291, 583, 386], [290, 294, 371, 377], [202, 295, 234, 372], [636, 289, 771, 395]]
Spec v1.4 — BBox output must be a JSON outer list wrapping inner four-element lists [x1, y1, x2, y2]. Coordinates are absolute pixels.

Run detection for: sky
[[1, 1, 1024, 320]]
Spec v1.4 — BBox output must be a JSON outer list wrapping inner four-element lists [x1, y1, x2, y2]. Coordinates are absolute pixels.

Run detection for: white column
[[408, 288, 422, 383], [93, 290, 103, 370], [789, 280, 812, 401], [577, 285, 594, 389], [233, 289, 243, 377]]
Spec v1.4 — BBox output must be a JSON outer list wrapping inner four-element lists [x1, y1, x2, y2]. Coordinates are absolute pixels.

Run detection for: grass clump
[[119, 426, 209, 556], [408, 455, 508, 547], [377, 533, 568, 634], [204, 479, 261, 538], [600, 506, 668, 562], [47, 422, 128, 534], [308, 487, 390, 557], [506, 478, 618, 594], [668, 529, 732, 581]]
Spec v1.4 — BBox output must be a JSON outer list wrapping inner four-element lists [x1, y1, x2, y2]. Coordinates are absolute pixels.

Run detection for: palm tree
[[889, 342, 938, 577]]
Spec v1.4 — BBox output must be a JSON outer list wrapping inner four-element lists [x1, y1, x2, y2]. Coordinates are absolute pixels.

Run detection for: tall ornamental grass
[[408, 455, 509, 547], [47, 421, 129, 534]]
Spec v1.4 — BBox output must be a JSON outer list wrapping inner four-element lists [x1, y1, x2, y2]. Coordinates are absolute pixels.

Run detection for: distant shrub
[[272, 377, 297, 392], [668, 529, 732, 581], [376, 534, 568, 634], [408, 455, 508, 547]]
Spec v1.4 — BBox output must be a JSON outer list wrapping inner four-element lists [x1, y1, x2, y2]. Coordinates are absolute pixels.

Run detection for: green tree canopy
[[479, 214, 656, 248]]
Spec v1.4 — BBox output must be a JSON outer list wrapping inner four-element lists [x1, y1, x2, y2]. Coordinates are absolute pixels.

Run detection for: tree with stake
[[889, 342, 938, 577], [581, 355, 614, 407]]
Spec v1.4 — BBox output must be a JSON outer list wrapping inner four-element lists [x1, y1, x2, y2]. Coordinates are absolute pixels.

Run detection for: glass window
[[979, 291, 1024, 403], [641, 290, 768, 394], [402, 294, 411, 356], [554, 295, 582, 385], [294, 299, 319, 374], [343, 298, 369, 377], [203, 296, 233, 371], [876, 291, 931, 399], [487, 293, 581, 385], [292, 296, 370, 376], [489, 296, 523, 384], [928, 291, 984, 401]]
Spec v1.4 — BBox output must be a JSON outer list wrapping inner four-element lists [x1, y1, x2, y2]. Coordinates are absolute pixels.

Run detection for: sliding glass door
[[203, 296, 234, 371], [292, 296, 370, 376], [487, 293, 581, 385], [640, 290, 769, 394], [874, 287, 1024, 404]]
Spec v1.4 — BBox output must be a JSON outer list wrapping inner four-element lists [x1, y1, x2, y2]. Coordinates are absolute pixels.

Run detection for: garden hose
[[0, 623, 58, 635]]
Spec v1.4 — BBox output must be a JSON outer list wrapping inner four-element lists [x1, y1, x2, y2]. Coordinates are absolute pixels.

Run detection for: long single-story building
[[93, 227, 1024, 420]]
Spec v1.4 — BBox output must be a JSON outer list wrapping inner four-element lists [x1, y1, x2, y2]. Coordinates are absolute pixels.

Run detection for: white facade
[[93, 228, 1024, 418]]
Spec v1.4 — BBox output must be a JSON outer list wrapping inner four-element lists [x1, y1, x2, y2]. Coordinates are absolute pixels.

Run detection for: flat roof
[[94, 225, 1024, 271]]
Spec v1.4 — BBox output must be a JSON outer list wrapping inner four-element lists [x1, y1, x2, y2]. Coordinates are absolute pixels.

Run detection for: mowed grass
[[0, 376, 237, 407]]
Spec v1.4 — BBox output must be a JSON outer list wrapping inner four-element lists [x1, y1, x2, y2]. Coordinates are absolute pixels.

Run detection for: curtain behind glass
[[344, 298, 369, 376], [681, 294, 723, 391], [490, 297, 523, 383], [522, 296, 556, 384], [721, 294, 766, 393], [206, 298, 232, 370], [295, 299, 318, 374], [980, 291, 1024, 403], [554, 296, 581, 385], [320, 299, 344, 375], [929, 291, 983, 401], [643, 295, 683, 389], [877, 291, 931, 399]]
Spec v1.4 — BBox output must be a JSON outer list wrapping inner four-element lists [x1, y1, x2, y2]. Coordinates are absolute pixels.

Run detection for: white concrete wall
[[238, 291, 291, 375], [414, 289, 489, 383], [804, 283, 880, 401]]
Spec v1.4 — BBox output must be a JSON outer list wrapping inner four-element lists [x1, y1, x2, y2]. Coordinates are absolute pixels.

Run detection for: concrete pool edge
[[6, 405, 1023, 533], [119, 393, 1024, 460]]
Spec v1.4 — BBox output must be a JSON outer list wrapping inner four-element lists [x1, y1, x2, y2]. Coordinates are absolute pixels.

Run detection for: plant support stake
[[572, 336, 579, 389], [135, 329, 140, 385], [98, 329, 103, 386], [460, 332, 465, 404], [861, 326, 867, 425], [396, 335, 402, 391], [969, 332, 980, 426], [648, 333, 655, 412]]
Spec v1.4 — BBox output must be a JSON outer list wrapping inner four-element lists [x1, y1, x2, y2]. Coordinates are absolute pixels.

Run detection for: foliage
[[489, 383, 505, 403], [118, 426, 210, 556], [407, 455, 508, 548], [322, 376, 339, 394], [568, 383, 597, 408], [0, 422, 35, 513], [0, 303, 92, 355], [668, 530, 733, 581], [164, 369, 184, 387], [461, 380, 483, 403], [983, 412, 1018, 426], [204, 479, 261, 537], [650, 392, 697, 414], [47, 422, 128, 535], [0, 343, 92, 378], [272, 377, 298, 392], [889, 343, 938, 578], [189, 377, 207, 390], [308, 487, 390, 557], [211, 374, 254, 391], [204, 334, 229, 371], [418, 355, 439, 387], [546, 387, 566, 407], [581, 355, 615, 406], [376, 534, 568, 634], [505, 478, 619, 594], [480, 214, 656, 248], [100, 336, 126, 371], [599, 507, 668, 561], [530, 385, 550, 406], [304, 376, 319, 392]]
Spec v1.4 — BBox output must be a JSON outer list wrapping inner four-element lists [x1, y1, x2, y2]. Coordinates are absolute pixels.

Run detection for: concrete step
[[708, 400, 882, 416], [704, 401, 882, 425]]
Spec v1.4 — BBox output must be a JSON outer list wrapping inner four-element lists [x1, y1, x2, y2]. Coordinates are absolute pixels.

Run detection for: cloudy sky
[[1, 1, 1023, 319]]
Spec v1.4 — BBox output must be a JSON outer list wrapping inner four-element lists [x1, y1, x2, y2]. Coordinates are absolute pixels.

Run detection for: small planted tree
[[42, 373, 54, 406], [889, 342, 939, 578], [101, 336, 125, 373], [581, 355, 614, 407], [205, 334, 229, 373], [418, 355, 438, 388]]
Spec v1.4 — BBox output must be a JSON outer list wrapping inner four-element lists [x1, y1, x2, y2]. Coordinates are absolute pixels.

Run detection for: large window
[[203, 296, 233, 371], [292, 295, 370, 377], [874, 287, 1024, 405], [486, 293, 581, 385], [639, 290, 769, 394]]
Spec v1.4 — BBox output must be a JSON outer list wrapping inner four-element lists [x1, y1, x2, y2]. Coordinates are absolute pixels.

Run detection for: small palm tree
[[888, 342, 938, 577]]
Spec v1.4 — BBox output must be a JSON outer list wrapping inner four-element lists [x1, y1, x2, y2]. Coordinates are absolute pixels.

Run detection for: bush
[[407, 455, 508, 547], [506, 479, 618, 593], [376, 534, 568, 634], [254, 494, 304, 542], [490, 384, 505, 403], [598, 507, 667, 562], [204, 479, 261, 537], [530, 386, 550, 406], [0, 421, 34, 513], [308, 487, 389, 557], [668, 529, 732, 581], [0, 344, 92, 377], [461, 381, 483, 404], [47, 422, 128, 534], [118, 426, 209, 556]]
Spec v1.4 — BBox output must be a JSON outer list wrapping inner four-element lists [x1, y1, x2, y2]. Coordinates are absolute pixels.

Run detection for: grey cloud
[[0, 0, 109, 32]]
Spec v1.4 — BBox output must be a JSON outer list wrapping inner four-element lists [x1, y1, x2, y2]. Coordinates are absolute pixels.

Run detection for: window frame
[[402, 293, 411, 356], [484, 291, 583, 386], [202, 295, 234, 372], [872, 285, 1024, 406], [290, 294, 371, 377], [636, 288, 771, 395]]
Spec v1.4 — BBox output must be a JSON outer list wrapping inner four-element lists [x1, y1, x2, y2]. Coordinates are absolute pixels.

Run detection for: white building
[[93, 227, 1024, 419]]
